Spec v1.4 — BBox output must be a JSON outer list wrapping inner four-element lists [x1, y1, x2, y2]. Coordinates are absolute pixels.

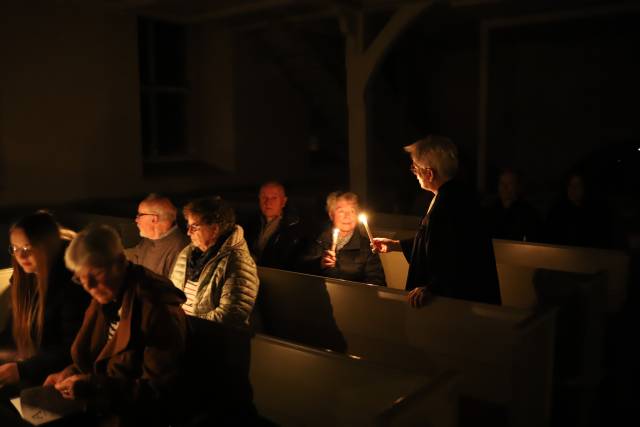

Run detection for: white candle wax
[[331, 228, 340, 252]]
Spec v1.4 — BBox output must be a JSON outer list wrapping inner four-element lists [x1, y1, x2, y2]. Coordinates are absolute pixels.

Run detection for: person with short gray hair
[[372, 135, 500, 306], [44, 224, 188, 425], [303, 191, 385, 286], [403, 134, 459, 182], [126, 194, 189, 278]]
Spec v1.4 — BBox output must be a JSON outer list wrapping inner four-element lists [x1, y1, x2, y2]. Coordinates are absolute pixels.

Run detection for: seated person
[[303, 192, 385, 286], [44, 225, 188, 426], [170, 197, 259, 326], [544, 171, 613, 249], [0, 212, 88, 392], [126, 194, 189, 277], [484, 168, 541, 242], [243, 181, 304, 271]]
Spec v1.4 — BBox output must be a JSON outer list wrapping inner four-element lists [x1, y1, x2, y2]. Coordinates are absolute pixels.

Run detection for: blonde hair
[[325, 191, 359, 216], [404, 135, 459, 180]]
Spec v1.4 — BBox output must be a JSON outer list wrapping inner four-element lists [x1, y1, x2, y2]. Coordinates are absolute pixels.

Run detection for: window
[[138, 18, 189, 161]]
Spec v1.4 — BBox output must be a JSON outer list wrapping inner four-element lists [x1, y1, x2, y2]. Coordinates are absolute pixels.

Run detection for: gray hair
[[142, 193, 178, 223], [65, 224, 124, 271], [325, 191, 359, 215], [404, 135, 459, 180]]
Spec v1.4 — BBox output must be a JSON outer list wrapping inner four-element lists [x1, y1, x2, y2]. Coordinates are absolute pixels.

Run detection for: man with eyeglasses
[[371, 135, 500, 306], [126, 194, 189, 278]]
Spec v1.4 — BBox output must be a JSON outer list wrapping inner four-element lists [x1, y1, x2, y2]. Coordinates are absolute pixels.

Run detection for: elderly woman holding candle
[[302, 192, 385, 286]]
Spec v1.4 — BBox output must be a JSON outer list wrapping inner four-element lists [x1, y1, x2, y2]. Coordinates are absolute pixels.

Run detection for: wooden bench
[[55, 211, 141, 248], [493, 239, 630, 314], [251, 334, 458, 426], [256, 267, 556, 427], [185, 315, 458, 426], [0, 267, 12, 334]]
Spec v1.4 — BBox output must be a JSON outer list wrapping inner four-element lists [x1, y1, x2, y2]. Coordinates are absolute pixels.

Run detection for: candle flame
[[358, 213, 368, 224]]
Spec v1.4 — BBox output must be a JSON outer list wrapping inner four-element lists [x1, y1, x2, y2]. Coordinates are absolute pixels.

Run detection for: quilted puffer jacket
[[170, 225, 259, 326]]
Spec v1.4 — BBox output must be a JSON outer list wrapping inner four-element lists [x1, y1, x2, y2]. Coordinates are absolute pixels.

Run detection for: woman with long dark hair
[[0, 211, 88, 389]]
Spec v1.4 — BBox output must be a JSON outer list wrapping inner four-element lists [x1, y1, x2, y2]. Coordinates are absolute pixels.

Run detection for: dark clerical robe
[[401, 180, 501, 304]]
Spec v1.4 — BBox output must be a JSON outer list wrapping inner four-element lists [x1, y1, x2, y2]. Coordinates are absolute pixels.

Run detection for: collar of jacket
[[185, 225, 246, 268], [261, 211, 300, 229]]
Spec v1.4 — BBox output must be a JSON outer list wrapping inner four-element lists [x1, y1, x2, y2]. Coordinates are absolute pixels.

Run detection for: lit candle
[[358, 213, 374, 242], [331, 228, 340, 252]]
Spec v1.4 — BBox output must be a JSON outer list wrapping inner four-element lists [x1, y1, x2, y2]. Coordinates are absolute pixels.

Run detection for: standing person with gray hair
[[127, 194, 189, 278], [44, 224, 188, 426], [372, 135, 500, 306], [170, 197, 259, 327]]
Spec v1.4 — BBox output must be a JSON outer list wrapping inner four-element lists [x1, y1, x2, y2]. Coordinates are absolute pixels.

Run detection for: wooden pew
[[0, 267, 12, 335], [251, 334, 459, 426], [185, 315, 458, 426], [493, 239, 630, 313], [256, 267, 556, 427], [55, 211, 141, 248], [375, 240, 611, 387], [492, 240, 630, 426], [371, 214, 630, 312]]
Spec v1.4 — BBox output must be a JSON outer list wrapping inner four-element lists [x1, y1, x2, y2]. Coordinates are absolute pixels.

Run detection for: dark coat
[[402, 180, 501, 304], [303, 227, 386, 286], [544, 197, 613, 249], [484, 198, 541, 242], [13, 251, 90, 385], [69, 263, 187, 425], [244, 210, 304, 271]]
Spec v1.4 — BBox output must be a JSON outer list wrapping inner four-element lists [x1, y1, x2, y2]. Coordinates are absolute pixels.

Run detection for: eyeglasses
[[9, 245, 33, 257], [71, 268, 107, 286], [410, 163, 433, 175], [135, 212, 158, 219], [186, 223, 203, 233]]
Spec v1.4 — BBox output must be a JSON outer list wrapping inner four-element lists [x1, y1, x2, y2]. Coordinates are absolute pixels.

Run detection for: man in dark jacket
[[484, 169, 541, 242], [372, 135, 500, 306], [243, 181, 304, 271]]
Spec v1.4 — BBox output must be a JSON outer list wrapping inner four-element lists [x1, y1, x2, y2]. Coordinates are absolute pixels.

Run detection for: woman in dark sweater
[[0, 212, 89, 389], [303, 192, 386, 286]]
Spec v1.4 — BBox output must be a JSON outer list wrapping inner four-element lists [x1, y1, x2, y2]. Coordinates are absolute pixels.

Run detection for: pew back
[[0, 268, 12, 334], [257, 267, 555, 427], [493, 239, 629, 313], [250, 334, 458, 426], [379, 252, 409, 290], [370, 213, 630, 313], [55, 211, 141, 248]]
